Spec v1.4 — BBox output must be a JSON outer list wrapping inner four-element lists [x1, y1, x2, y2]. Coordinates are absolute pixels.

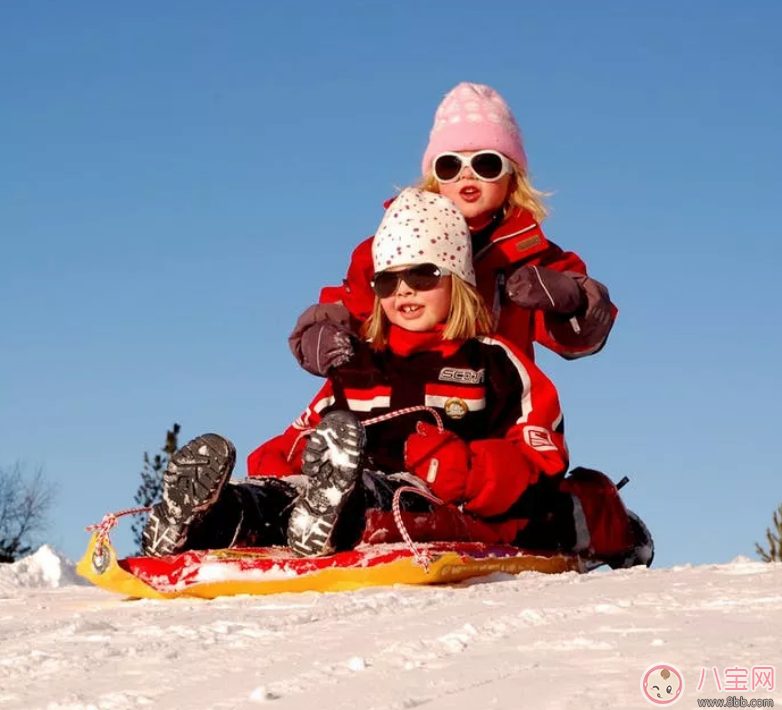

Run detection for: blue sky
[[1, 1, 780, 568]]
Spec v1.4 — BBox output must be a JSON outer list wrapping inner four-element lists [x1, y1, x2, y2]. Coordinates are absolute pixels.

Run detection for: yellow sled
[[77, 532, 584, 600]]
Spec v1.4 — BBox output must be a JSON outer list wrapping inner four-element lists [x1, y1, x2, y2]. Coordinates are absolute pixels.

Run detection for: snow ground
[[0, 546, 780, 710]]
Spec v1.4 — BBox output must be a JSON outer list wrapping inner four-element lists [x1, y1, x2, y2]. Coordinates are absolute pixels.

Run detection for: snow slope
[[0, 547, 780, 709]]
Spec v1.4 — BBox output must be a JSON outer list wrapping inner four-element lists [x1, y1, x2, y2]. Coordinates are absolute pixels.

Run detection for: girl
[[142, 189, 650, 567], [290, 82, 616, 378]]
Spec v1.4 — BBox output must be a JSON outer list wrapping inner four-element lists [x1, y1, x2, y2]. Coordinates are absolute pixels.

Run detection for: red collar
[[381, 197, 547, 261], [472, 207, 549, 264], [387, 324, 465, 357], [491, 207, 538, 239]]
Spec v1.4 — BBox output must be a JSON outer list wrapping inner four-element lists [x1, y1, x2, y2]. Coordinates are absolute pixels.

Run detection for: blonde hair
[[418, 159, 550, 224], [361, 276, 493, 351]]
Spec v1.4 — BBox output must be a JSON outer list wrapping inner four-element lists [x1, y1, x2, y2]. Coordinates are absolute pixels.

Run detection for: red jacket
[[321, 207, 616, 361], [248, 325, 569, 519]]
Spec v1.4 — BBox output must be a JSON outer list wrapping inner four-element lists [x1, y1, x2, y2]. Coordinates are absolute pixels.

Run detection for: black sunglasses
[[371, 263, 451, 298]]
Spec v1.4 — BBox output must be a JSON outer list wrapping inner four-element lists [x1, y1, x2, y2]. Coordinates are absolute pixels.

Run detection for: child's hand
[[300, 321, 355, 374], [404, 422, 471, 504], [289, 303, 356, 376], [506, 265, 586, 315]]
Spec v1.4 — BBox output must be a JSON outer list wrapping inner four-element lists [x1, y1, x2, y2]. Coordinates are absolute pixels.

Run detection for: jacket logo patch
[[443, 397, 468, 420], [523, 426, 558, 452], [515, 234, 542, 252], [425, 385, 485, 415], [438, 367, 485, 385]]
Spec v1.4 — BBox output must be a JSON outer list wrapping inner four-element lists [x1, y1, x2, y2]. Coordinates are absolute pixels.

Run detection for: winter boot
[[287, 410, 366, 557], [141, 433, 236, 557], [605, 510, 655, 569], [560, 467, 636, 559], [560, 467, 655, 570]]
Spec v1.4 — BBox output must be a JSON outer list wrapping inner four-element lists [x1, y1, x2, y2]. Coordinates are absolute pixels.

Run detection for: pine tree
[[0, 464, 55, 563], [131, 424, 181, 553], [755, 502, 782, 562]]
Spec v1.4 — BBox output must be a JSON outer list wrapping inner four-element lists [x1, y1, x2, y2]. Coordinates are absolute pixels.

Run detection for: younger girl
[[291, 82, 616, 378], [142, 189, 649, 567]]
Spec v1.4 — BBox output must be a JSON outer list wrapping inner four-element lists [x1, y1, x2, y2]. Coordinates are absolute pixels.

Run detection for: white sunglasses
[[432, 150, 513, 184]]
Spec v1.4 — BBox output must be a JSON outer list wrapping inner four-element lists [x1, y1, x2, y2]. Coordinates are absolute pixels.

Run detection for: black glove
[[289, 303, 357, 377], [505, 265, 586, 316]]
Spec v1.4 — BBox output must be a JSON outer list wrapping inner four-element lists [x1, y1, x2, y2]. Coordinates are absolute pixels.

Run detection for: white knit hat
[[372, 188, 476, 286]]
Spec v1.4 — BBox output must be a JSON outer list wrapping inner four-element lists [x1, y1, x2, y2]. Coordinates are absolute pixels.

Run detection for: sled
[[77, 532, 584, 600]]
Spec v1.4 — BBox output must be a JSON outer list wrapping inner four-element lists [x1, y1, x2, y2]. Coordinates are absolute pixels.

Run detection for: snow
[[1, 546, 781, 709], [0, 545, 87, 592], [192, 560, 300, 584]]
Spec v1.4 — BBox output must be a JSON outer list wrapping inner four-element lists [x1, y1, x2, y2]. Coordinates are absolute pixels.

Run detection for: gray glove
[[518, 269, 615, 356], [505, 265, 586, 316], [289, 303, 357, 377]]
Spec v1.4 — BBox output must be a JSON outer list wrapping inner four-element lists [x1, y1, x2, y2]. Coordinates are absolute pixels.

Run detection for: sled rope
[[391, 486, 445, 572], [364, 406, 444, 432], [287, 405, 444, 463], [85, 505, 151, 565], [287, 429, 313, 462], [287, 406, 447, 569], [365, 407, 444, 570]]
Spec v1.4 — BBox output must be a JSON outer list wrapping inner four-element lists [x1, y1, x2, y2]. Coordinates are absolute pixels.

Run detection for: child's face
[[380, 268, 452, 332], [437, 151, 512, 228]]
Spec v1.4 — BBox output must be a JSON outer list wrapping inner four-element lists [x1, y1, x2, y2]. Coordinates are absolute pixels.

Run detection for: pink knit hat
[[372, 188, 476, 286], [421, 82, 527, 176]]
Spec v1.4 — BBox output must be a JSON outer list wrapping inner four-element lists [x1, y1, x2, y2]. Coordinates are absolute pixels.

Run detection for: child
[[290, 82, 617, 378], [142, 189, 651, 568]]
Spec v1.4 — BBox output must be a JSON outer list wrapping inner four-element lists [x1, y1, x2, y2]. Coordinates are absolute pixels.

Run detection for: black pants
[[184, 471, 434, 552], [185, 471, 578, 553], [502, 484, 578, 552]]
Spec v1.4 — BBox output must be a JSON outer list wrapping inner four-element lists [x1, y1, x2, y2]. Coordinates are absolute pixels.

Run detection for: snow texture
[[0, 545, 780, 709]]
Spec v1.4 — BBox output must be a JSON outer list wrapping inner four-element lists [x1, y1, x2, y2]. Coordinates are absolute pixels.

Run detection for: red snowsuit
[[319, 207, 617, 362], [251, 325, 575, 548]]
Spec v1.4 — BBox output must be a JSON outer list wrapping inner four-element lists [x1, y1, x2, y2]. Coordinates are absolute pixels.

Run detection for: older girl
[[290, 82, 616, 377]]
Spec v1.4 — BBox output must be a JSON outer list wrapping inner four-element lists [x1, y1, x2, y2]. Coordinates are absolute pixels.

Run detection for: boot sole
[[142, 433, 236, 556], [288, 412, 366, 557]]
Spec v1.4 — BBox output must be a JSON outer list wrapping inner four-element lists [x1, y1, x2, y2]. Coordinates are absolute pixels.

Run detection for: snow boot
[[605, 510, 655, 569], [560, 467, 655, 570], [560, 467, 637, 558], [141, 433, 236, 557], [287, 410, 367, 557]]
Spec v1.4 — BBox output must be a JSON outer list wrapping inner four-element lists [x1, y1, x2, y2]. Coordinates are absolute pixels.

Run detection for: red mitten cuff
[[247, 434, 298, 478]]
